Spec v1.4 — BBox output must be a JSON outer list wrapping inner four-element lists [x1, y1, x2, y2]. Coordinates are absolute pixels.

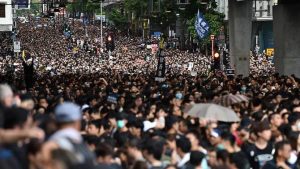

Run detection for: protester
[[0, 16, 299, 169]]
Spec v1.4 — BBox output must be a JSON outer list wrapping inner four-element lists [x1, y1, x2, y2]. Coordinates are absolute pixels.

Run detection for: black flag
[[155, 49, 166, 82]]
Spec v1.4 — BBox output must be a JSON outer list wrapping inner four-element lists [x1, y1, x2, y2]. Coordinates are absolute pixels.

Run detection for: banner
[[13, 41, 21, 53], [155, 49, 166, 82], [188, 62, 194, 71], [195, 10, 209, 39], [15, 0, 30, 9]]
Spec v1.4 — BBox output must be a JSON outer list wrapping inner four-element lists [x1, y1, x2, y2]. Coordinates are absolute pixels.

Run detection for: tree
[[107, 8, 128, 31], [16, 2, 40, 16], [187, 5, 225, 48], [124, 0, 148, 18]]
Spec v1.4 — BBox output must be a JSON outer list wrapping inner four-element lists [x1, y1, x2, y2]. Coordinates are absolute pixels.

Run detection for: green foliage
[[66, 0, 99, 15], [107, 8, 128, 30], [180, 0, 206, 20], [16, 2, 40, 16], [124, 0, 148, 18], [188, 9, 225, 45]]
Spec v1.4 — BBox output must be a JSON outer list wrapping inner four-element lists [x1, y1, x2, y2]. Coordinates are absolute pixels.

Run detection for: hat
[[55, 102, 81, 122], [81, 104, 90, 111], [211, 128, 222, 138]]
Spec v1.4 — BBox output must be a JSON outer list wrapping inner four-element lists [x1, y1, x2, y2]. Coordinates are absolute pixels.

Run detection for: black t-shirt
[[113, 130, 130, 147], [242, 142, 275, 169], [0, 106, 4, 128]]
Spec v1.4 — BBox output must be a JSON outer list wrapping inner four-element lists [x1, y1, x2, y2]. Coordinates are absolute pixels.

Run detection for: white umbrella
[[184, 103, 240, 122], [214, 94, 249, 107]]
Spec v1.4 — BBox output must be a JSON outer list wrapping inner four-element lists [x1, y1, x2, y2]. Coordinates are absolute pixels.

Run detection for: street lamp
[[210, 34, 215, 57], [100, 0, 103, 48]]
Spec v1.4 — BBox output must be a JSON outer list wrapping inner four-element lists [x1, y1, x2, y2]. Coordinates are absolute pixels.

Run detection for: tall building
[[215, 0, 276, 53], [0, 0, 13, 31]]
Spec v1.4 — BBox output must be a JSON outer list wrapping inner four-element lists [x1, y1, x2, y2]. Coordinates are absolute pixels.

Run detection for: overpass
[[229, 0, 300, 77]]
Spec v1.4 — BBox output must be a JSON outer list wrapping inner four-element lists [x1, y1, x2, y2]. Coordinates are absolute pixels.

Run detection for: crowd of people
[[0, 16, 299, 169]]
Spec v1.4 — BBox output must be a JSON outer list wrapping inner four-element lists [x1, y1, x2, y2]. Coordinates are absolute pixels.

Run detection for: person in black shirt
[[22, 57, 34, 90], [142, 138, 165, 169], [113, 113, 130, 147], [243, 120, 275, 169], [262, 141, 296, 169]]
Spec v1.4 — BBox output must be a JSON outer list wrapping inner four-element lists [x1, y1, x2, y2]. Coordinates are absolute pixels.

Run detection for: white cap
[[81, 104, 89, 111]]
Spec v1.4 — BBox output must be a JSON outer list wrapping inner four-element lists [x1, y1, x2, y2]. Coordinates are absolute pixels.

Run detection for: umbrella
[[184, 103, 240, 122], [215, 94, 249, 107]]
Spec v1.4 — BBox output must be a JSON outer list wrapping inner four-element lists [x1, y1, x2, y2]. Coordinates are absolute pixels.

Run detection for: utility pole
[[100, 0, 103, 48]]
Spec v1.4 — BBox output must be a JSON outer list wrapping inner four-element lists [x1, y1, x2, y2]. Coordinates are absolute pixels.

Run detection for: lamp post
[[100, 0, 103, 48], [210, 34, 215, 57]]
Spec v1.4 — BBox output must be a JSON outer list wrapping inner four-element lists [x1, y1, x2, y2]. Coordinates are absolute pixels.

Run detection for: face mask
[[117, 120, 125, 128], [241, 86, 247, 92], [217, 144, 225, 150]]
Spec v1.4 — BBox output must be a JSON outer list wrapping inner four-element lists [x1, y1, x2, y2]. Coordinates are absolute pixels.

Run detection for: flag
[[195, 10, 210, 39], [155, 49, 166, 82]]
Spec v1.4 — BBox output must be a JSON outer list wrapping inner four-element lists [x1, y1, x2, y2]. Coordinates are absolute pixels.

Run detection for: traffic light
[[106, 34, 115, 51], [223, 51, 230, 68], [213, 52, 220, 70]]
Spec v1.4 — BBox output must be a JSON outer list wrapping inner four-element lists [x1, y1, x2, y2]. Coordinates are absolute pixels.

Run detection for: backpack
[[65, 138, 97, 168]]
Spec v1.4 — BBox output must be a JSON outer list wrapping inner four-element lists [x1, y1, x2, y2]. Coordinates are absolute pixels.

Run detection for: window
[[0, 4, 5, 17]]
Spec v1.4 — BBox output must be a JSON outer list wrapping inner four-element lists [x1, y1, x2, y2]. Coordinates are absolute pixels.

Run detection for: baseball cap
[[55, 102, 81, 122], [211, 128, 222, 138], [81, 104, 90, 111]]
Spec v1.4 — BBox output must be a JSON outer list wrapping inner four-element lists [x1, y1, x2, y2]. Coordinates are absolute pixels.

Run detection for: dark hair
[[176, 136, 191, 153], [189, 151, 205, 166], [251, 111, 264, 122], [165, 115, 179, 131], [131, 160, 148, 169], [221, 131, 236, 147], [142, 138, 164, 160], [127, 118, 144, 130], [4, 107, 29, 129], [95, 142, 114, 158], [274, 140, 291, 158], [252, 98, 262, 107], [289, 132, 300, 151], [229, 152, 250, 169], [126, 138, 142, 150], [88, 108, 100, 115], [288, 113, 300, 124], [187, 129, 201, 142], [252, 120, 270, 136], [217, 150, 229, 164], [88, 119, 102, 129], [27, 139, 42, 156], [83, 135, 100, 146], [269, 112, 281, 122]]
